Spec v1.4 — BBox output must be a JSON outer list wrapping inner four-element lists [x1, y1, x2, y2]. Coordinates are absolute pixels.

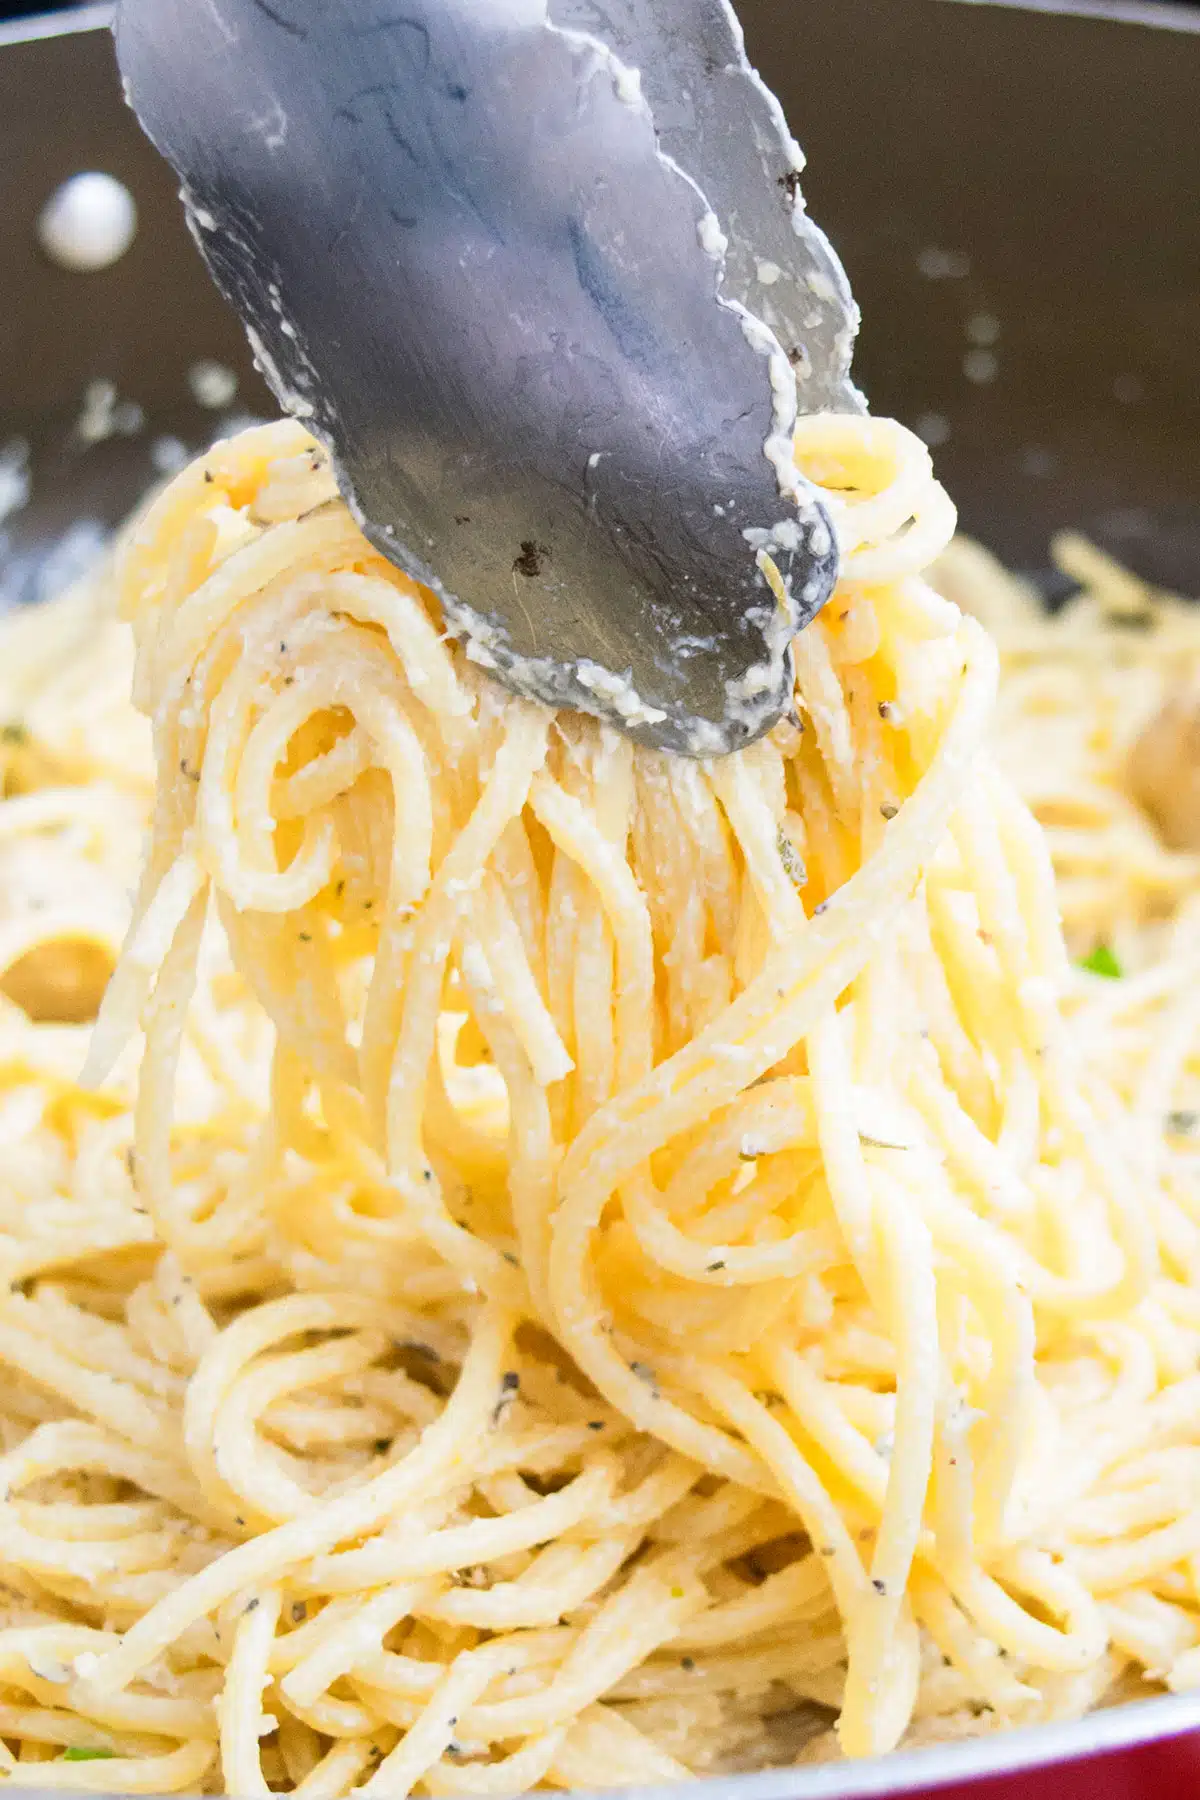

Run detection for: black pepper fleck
[[512, 541, 548, 578]]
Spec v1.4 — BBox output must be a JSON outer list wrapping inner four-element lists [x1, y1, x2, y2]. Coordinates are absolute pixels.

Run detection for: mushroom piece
[[1128, 688, 1200, 852]]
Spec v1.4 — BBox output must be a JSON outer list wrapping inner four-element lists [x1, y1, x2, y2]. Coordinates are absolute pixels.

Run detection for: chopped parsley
[[1080, 944, 1122, 980], [776, 830, 806, 888], [62, 1748, 116, 1762]]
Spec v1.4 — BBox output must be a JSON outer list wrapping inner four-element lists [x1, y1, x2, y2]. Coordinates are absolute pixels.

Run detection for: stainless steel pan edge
[[2, 2, 1200, 1794], [0, 3, 111, 47], [946, 0, 1200, 30]]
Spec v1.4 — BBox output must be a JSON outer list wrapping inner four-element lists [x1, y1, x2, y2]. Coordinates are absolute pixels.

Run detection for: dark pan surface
[[0, 4, 268, 604], [752, 0, 1200, 596]]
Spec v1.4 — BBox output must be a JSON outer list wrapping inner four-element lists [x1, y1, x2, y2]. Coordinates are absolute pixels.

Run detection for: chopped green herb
[[776, 830, 807, 889], [1080, 944, 1123, 980], [1, 723, 27, 746], [62, 1748, 116, 1763], [1167, 1111, 1198, 1138]]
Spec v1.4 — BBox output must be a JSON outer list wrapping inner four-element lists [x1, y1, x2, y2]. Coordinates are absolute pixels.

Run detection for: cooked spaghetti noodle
[[0, 417, 1196, 1791]]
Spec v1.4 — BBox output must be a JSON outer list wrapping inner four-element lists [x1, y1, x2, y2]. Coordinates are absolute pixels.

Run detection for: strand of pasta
[[0, 414, 1195, 1789]]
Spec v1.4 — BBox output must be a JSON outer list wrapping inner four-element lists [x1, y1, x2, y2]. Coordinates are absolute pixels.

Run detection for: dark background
[[1, 0, 81, 13]]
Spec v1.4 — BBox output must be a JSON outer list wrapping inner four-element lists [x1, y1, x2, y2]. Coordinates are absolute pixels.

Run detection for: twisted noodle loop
[[0, 416, 1194, 1791]]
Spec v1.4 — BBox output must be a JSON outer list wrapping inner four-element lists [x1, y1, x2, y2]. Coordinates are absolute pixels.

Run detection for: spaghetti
[[0, 416, 1196, 1791]]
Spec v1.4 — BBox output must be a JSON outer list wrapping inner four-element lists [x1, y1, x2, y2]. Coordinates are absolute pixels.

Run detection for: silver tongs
[[115, 0, 860, 753]]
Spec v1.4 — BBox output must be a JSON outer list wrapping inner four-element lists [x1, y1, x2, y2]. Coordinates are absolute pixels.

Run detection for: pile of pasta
[[0, 415, 1196, 1794], [935, 532, 1200, 960]]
